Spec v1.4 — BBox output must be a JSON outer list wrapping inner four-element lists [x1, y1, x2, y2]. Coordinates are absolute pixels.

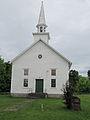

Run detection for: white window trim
[[23, 78, 28, 88], [50, 79, 57, 88]]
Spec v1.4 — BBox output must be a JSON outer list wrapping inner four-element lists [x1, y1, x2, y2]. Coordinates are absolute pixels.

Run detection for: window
[[51, 69, 56, 76], [24, 69, 28, 75], [40, 27, 43, 32], [38, 54, 42, 59], [44, 27, 46, 32], [51, 79, 56, 87], [24, 79, 28, 87]]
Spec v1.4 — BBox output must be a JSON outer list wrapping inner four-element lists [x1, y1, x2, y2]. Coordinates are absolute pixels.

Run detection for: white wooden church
[[11, 2, 72, 98]]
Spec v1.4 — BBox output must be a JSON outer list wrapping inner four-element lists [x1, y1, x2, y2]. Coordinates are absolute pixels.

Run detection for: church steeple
[[38, 1, 46, 25], [33, 1, 50, 44], [36, 1, 47, 33]]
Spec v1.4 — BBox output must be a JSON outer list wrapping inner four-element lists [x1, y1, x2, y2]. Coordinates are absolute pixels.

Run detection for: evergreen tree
[[63, 70, 79, 109], [88, 70, 90, 80]]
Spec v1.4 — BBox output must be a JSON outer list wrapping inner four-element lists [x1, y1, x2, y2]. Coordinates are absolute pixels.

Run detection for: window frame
[[40, 26, 43, 32], [51, 69, 56, 76], [38, 54, 42, 59], [51, 79, 56, 87], [23, 79, 28, 87], [24, 69, 29, 76]]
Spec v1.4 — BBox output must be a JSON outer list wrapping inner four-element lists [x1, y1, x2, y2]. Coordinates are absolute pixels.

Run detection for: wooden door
[[36, 79, 43, 93]]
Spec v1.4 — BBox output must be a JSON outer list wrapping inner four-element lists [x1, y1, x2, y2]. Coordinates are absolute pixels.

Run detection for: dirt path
[[4, 99, 34, 111]]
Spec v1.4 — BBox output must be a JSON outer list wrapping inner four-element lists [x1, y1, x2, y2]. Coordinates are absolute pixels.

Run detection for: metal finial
[[42, 1, 43, 4]]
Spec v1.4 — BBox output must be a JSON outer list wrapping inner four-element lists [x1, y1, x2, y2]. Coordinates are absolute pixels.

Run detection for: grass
[[0, 94, 90, 120]]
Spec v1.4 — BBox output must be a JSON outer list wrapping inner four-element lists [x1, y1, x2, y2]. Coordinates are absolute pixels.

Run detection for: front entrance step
[[28, 93, 47, 99]]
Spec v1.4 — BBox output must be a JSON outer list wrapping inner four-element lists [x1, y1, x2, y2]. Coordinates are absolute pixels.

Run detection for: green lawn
[[0, 94, 90, 120]]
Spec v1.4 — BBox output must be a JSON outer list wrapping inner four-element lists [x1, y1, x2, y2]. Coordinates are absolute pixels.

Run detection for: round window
[[38, 54, 42, 59]]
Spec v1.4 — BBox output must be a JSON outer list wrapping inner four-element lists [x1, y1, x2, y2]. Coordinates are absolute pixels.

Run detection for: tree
[[4, 62, 12, 92], [88, 70, 90, 80], [69, 70, 79, 92], [0, 57, 6, 92], [0, 57, 12, 92], [63, 70, 81, 110], [76, 75, 90, 93]]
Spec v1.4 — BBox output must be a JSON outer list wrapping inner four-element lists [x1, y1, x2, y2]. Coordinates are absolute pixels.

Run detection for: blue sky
[[0, 0, 90, 76]]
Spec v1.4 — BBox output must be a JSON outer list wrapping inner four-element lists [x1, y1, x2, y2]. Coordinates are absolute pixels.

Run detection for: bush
[[63, 82, 81, 110], [63, 82, 73, 109]]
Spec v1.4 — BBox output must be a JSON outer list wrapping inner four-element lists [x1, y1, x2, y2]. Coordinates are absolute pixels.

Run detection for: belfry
[[33, 1, 50, 44]]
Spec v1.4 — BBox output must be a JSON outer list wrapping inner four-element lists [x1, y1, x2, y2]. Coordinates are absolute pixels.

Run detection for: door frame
[[35, 79, 43, 93]]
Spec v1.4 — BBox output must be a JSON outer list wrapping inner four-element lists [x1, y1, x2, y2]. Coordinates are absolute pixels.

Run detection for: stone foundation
[[11, 93, 63, 98], [48, 94, 63, 98], [11, 93, 28, 97]]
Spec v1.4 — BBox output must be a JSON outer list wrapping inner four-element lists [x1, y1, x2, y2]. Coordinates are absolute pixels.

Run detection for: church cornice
[[36, 24, 47, 28], [33, 32, 50, 40]]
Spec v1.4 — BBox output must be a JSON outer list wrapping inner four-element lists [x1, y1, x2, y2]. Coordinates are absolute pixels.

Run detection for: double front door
[[36, 79, 43, 93]]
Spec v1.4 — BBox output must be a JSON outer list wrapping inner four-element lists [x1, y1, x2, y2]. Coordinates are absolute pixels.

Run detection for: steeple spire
[[38, 1, 46, 25], [36, 1, 47, 33]]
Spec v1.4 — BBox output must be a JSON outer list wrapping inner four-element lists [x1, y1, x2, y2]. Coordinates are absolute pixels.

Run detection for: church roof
[[11, 39, 72, 68]]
